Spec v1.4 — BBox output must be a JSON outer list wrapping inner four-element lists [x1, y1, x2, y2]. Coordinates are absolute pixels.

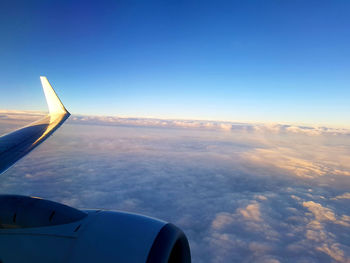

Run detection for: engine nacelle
[[0, 195, 191, 263]]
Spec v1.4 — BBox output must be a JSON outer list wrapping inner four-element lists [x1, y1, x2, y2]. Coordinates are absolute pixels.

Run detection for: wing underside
[[0, 77, 70, 174]]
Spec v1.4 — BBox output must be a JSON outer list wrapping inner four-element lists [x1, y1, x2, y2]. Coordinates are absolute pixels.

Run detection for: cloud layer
[[1, 112, 350, 262], [1, 110, 350, 135]]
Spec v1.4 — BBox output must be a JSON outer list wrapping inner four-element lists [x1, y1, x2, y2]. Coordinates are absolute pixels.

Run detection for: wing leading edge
[[0, 77, 70, 175]]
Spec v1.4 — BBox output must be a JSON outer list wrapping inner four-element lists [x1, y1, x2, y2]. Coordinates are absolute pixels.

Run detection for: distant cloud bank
[[1, 110, 349, 136]]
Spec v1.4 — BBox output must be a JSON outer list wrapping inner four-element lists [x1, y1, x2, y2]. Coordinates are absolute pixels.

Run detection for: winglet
[[40, 76, 69, 115], [0, 77, 70, 175]]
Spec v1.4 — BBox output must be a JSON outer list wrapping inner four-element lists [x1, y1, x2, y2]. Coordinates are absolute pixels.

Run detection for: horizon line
[[1, 109, 350, 131]]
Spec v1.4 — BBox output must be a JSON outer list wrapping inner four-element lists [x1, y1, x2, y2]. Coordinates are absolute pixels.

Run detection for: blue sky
[[1, 0, 349, 127]]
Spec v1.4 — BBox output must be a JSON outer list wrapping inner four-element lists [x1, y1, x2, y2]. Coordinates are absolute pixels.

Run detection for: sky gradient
[[1, 0, 350, 126]]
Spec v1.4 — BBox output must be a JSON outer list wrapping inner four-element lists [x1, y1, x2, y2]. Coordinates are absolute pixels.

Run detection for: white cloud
[[211, 212, 234, 230], [316, 243, 346, 263], [243, 148, 326, 179], [255, 195, 268, 201], [302, 201, 350, 262], [238, 202, 262, 222], [303, 201, 350, 226], [303, 201, 337, 222], [1, 115, 350, 262], [332, 192, 350, 200]]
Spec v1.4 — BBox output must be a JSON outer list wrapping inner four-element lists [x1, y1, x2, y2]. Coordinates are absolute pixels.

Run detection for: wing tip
[[40, 76, 70, 116]]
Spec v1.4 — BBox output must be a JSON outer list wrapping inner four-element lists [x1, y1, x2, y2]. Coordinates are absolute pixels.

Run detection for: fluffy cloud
[[243, 148, 326, 179], [1, 110, 350, 135], [211, 212, 234, 230], [1, 113, 350, 262], [238, 202, 262, 222], [304, 201, 339, 223], [332, 192, 350, 200], [0, 110, 45, 121], [302, 201, 350, 262]]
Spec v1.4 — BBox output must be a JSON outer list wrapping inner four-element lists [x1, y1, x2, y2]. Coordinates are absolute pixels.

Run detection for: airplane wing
[[0, 77, 191, 263], [0, 76, 70, 175]]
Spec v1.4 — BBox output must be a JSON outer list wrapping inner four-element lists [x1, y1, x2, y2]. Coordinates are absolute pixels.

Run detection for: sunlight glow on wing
[[40, 76, 68, 115], [0, 77, 70, 175]]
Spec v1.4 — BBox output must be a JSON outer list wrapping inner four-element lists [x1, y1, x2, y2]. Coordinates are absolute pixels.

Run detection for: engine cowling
[[0, 195, 191, 263]]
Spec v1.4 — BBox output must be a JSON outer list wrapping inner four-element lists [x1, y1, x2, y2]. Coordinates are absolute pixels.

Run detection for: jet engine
[[0, 195, 191, 263]]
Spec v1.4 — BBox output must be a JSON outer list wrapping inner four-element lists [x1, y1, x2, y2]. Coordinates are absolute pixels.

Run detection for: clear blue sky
[[1, 0, 349, 127]]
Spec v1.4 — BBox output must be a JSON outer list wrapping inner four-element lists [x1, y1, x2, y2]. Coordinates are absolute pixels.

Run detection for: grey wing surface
[[0, 77, 70, 174]]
